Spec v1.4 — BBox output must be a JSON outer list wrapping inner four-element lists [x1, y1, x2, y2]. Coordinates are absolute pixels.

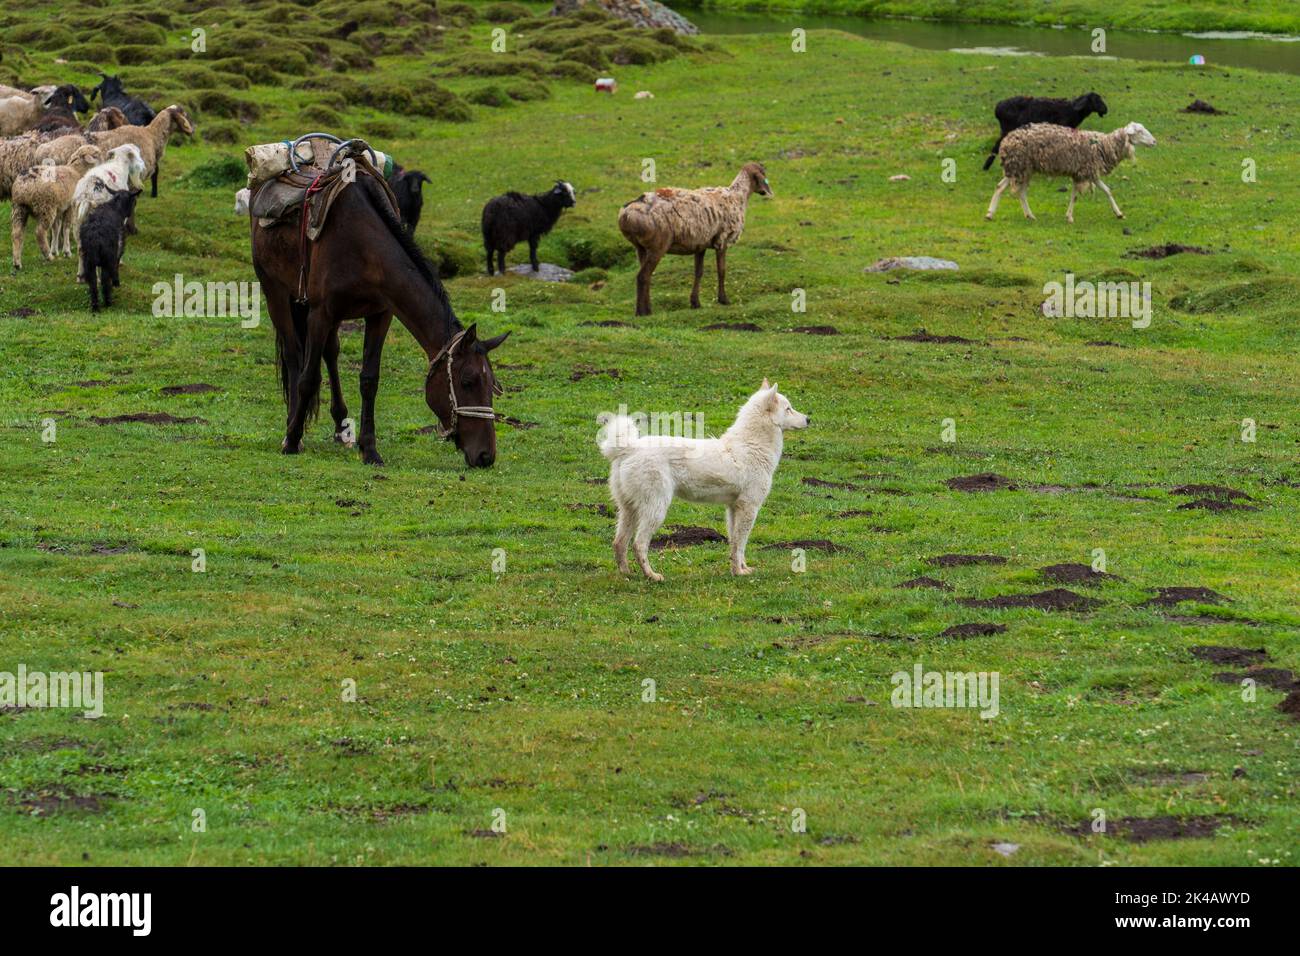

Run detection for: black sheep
[[982, 92, 1108, 170], [386, 163, 431, 235], [89, 73, 156, 127], [481, 180, 575, 276], [79, 188, 139, 312], [32, 84, 91, 133]]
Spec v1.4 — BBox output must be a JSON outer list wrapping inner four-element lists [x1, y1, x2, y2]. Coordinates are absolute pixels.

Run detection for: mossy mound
[[181, 156, 246, 188]]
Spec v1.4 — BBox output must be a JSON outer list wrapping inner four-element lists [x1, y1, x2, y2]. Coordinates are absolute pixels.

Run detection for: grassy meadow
[[1, 1, 1298, 865]]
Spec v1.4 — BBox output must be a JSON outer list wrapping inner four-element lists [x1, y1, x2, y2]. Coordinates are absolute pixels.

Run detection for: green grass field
[[1, 2, 1298, 865]]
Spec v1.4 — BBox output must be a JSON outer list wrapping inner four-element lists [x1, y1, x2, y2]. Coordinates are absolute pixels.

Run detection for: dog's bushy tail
[[597, 413, 640, 461]]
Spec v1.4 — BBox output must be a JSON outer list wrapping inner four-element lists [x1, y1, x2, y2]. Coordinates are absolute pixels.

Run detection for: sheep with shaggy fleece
[[986, 122, 1156, 223], [0, 87, 51, 136], [89, 104, 194, 198], [0, 133, 42, 201], [72, 144, 146, 279], [618, 162, 771, 316], [10, 143, 102, 269]]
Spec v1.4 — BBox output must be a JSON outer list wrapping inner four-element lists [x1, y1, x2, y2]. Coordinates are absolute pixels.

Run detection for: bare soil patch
[[928, 554, 1006, 568], [1190, 645, 1269, 666], [1068, 814, 1242, 842], [940, 622, 1007, 638], [1182, 99, 1225, 115], [1125, 243, 1212, 259], [579, 320, 632, 327], [958, 589, 1101, 611], [1214, 668, 1297, 692], [898, 576, 951, 591], [89, 412, 207, 425], [791, 325, 840, 335], [946, 473, 1016, 492], [651, 526, 725, 549], [1142, 587, 1228, 607], [11, 786, 109, 815], [702, 322, 762, 332], [160, 383, 222, 395], [1039, 563, 1119, 586], [802, 476, 858, 491], [892, 330, 975, 344]]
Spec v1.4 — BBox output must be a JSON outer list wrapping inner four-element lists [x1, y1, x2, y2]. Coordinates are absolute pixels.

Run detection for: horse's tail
[[272, 298, 318, 423]]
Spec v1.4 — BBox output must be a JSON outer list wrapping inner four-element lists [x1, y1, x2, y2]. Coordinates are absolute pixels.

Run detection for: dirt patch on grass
[[945, 473, 1016, 492], [1170, 484, 1252, 500], [1279, 692, 1300, 721], [1214, 668, 1297, 691], [160, 383, 222, 395], [570, 363, 621, 382], [958, 589, 1101, 611], [465, 828, 503, 838], [1191, 645, 1269, 666], [928, 554, 1007, 567], [566, 502, 611, 517], [89, 412, 207, 425], [1178, 498, 1259, 512], [1124, 243, 1213, 259], [760, 539, 843, 553], [1142, 587, 1229, 607], [940, 622, 1007, 638], [579, 319, 632, 327], [891, 330, 976, 344], [625, 842, 694, 857], [833, 509, 876, 518], [11, 786, 109, 815], [74, 379, 114, 387], [1182, 99, 1225, 115], [1068, 814, 1242, 842], [898, 576, 952, 591], [650, 525, 725, 549], [702, 322, 762, 332], [802, 476, 859, 491], [771, 634, 834, 650], [1039, 563, 1119, 586], [790, 325, 840, 335], [499, 416, 539, 429]]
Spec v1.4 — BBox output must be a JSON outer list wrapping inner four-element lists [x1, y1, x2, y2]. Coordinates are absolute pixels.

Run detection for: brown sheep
[[34, 104, 194, 198], [986, 122, 1157, 223], [617, 162, 772, 316], [10, 144, 103, 269]]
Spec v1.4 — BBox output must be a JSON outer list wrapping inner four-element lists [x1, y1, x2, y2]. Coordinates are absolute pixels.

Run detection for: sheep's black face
[[553, 181, 576, 208]]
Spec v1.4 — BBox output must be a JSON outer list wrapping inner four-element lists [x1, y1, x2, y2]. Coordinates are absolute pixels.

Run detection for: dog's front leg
[[729, 501, 759, 575]]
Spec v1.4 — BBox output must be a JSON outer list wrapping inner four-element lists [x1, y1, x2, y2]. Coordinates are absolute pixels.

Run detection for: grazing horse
[[250, 165, 508, 467]]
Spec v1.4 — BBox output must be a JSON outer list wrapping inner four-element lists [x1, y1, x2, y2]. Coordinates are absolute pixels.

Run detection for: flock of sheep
[[2, 71, 1153, 321], [1, 75, 193, 310]]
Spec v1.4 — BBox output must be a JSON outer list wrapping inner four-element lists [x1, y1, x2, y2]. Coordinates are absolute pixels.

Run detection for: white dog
[[598, 380, 810, 581]]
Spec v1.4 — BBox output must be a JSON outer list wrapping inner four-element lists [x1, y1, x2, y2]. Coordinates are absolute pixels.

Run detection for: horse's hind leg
[[324, 328, 351, 445], [358, 312, 392, 466]]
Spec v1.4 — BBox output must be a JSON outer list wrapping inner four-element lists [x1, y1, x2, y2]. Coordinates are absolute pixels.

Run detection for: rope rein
[[426, 328, 497, 439]]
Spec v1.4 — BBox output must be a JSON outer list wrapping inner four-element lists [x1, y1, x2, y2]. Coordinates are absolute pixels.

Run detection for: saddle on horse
[[248, 137, 400, 301]]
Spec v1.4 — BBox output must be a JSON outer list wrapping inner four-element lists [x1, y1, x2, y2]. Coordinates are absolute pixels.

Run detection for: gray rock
[[990, 842, 1020, 857], [507, 262, 575, 282], [549, 0, 699, 35], [866, 256, 959, 272]]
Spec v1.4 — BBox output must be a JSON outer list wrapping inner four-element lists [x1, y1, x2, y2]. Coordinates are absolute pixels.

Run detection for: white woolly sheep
[[617, 162, 772, 316], [10, 143, 102, 269], [986, 121, 1157, 223]]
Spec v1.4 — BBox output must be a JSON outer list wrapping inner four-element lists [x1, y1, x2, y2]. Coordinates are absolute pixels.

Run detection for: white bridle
[[426, 328, 498, 439]]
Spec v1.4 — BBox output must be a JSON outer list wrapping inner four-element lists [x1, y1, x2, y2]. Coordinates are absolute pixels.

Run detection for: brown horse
[[250, 169, 507, 467]]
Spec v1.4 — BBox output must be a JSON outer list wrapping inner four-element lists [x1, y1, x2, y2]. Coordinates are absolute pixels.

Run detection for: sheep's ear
[[760, 377, 771, 390]]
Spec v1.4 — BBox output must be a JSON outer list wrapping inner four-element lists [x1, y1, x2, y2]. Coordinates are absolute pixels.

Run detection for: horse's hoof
[[361, 451, 384, 466], [281, 438, 304, 454]]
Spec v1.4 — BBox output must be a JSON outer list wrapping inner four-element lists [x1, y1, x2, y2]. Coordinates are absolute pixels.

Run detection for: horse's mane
[[357, 172, 461, 338]]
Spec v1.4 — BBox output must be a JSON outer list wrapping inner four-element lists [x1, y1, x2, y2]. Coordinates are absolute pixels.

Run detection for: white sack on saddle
[[244, 140, 314, 187]]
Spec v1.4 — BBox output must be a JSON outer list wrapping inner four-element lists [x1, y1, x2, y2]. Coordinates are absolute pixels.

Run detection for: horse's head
[[425, 323, 509, 468]]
